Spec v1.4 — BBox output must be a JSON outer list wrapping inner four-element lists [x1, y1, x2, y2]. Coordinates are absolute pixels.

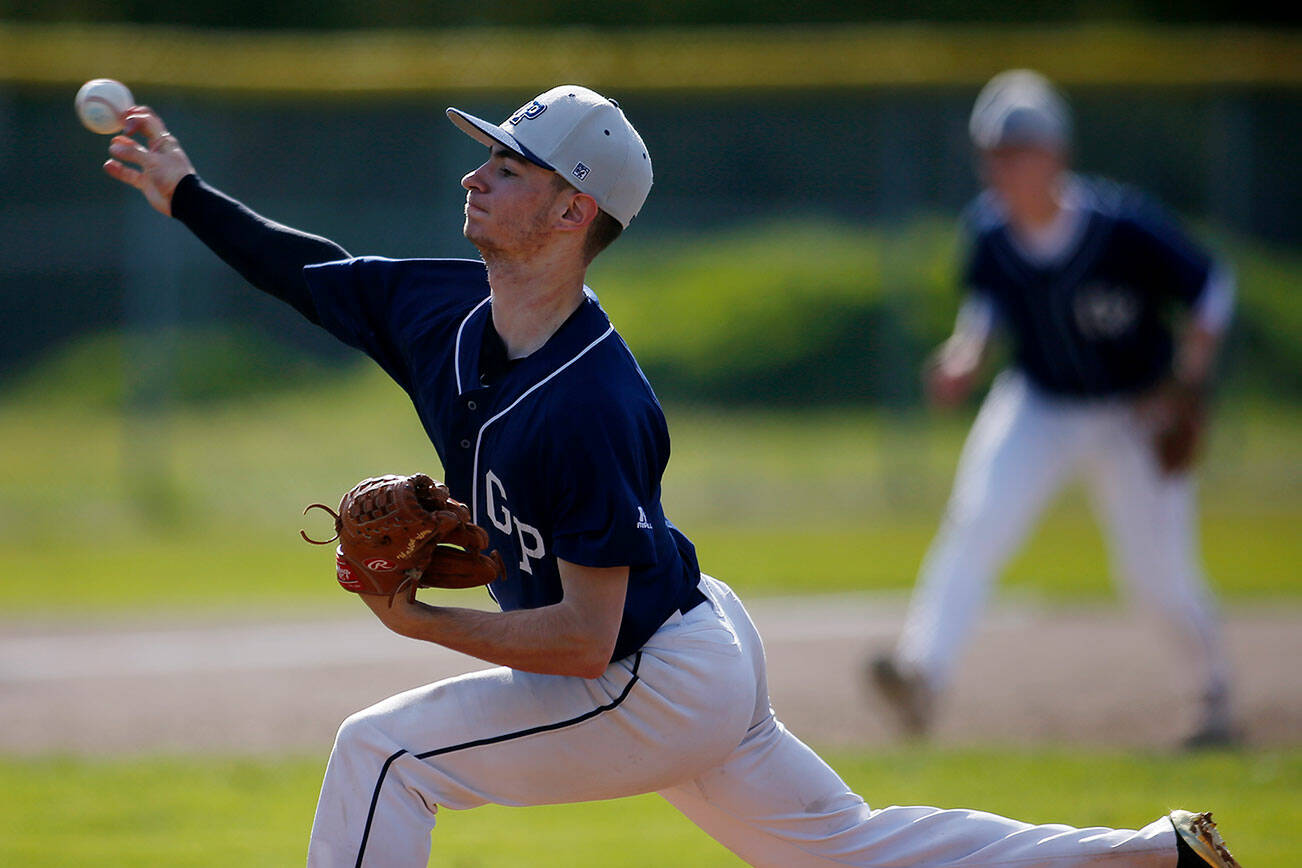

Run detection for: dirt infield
[[1, 594, 1297, 755]]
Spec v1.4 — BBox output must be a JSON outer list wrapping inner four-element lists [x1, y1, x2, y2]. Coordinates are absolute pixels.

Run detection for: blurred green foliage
[[3, 325, 331, 409], [590, 218, 945, 406], [11, 217, 1296, 409], [1229, 233, 1302, 397], [593, 217, 1296, 405]]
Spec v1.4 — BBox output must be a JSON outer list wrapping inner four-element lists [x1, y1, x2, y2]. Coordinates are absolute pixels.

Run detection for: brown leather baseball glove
[[1150, 380, 1208, 475], [301, 473, 504, 603]]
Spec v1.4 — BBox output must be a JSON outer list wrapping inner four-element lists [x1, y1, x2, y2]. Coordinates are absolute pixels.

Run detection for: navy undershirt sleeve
[[170, 173, 349, 325]]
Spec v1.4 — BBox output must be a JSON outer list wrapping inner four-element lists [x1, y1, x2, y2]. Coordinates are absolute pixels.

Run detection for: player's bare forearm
[[361, 562, 629, 678], [363, 600, 610, 676], [926, 332, 988, 408], [1173, 322, 1222, 388]]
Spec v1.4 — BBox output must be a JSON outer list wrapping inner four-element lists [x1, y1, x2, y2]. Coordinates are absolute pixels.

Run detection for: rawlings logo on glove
[[302, 473, 505, 604]]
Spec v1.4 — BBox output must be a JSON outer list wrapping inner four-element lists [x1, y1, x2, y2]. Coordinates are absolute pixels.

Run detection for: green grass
[[0, 508, 1292, 615], [0, 371, 1298, 613], [0, 749, 1295, 866]]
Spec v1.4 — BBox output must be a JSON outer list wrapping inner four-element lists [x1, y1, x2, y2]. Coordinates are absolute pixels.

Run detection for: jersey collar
[[1000, 174, 1094, 268], [454, 289, 612, 396]]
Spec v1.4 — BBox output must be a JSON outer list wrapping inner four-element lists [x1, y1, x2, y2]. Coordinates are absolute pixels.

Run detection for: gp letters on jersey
[[484, 470, 547, 574]]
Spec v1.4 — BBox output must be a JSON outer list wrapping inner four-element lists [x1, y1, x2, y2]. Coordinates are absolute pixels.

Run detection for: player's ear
[[557, 191, 599, 233]]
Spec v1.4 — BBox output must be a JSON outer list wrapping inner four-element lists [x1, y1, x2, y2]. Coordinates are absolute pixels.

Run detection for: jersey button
[[460, 439, 471, 449], [466, 400, 477, 411]]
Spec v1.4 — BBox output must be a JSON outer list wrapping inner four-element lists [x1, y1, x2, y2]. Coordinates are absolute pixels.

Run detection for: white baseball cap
[[969, 69, 1071, 151], [447, 85, 653, 228]]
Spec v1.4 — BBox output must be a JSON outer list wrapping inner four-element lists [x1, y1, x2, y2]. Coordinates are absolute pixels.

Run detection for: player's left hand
[[301, 473, 505, 605], [924, 338, 982, 408], [358, 586, 431, 633], [1139, 379, 1208, 475]]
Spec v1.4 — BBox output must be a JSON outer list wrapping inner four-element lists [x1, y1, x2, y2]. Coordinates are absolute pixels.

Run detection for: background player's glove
[[1149, 379, 1208, 476], [301, 474, 504, 603]]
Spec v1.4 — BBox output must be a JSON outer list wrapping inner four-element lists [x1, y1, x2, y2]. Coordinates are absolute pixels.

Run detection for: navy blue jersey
[[962, 177, 1217, 397], [302, 257, 704, 662]]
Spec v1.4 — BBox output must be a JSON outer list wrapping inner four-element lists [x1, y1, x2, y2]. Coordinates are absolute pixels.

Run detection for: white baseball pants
[[895, 371, 1230, 696], [307, 574, 1177, 866]]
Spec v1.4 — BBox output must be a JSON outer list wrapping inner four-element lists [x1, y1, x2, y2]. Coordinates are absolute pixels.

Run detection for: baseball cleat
[[867, 654, 934, 737], [1182, 688, 1240, 751], [1170, 810, 1241, 868], [1181, 720, 1241, 751]]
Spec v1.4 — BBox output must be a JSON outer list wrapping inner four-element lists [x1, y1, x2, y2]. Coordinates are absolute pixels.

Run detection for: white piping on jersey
[[1005, 176, 1089, 266], [984, 210, 1110, 391], [613, 331, 660, 407], [1043, 218, 1113, 391], [454, 296, 494, 395], [470, 323, 617, 526]]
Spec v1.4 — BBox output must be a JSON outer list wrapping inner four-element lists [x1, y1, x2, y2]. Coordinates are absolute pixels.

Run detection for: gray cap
[[448, 85, 653, 228], [969, 69, 1071, 150]]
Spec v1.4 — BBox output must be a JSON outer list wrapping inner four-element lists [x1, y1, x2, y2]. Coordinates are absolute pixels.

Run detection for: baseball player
[[103, 84, 1237, 867], [869, 70, 1237, 750]]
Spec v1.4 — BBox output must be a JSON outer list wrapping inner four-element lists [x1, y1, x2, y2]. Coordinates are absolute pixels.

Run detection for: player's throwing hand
[[103, 107, 195, 216]]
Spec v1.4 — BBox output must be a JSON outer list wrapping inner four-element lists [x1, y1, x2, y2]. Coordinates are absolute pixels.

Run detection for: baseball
[[75, 78, 134, 135]]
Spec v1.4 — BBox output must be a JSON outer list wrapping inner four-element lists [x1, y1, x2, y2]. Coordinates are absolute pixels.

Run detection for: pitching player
[[103, 85, 1236, 867], [870, 70, 1237, 749]]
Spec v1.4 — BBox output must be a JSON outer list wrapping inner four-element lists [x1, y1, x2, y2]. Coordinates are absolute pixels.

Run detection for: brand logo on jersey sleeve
[[635, 506, 653, 530]]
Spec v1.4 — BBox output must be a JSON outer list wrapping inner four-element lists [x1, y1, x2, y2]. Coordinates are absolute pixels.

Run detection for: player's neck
[[1009, 198, 1061, 235], [1006, 176, 1067, 235], [483, 255, 588, 360]]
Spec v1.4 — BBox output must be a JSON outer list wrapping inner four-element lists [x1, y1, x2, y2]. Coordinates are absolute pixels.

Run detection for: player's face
[[979, 144, 1066, 222], [461, 147, 568, 257]]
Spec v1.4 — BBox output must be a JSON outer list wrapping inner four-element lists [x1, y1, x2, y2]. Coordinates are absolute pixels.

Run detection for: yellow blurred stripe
[[2, 22, 1300, 93]]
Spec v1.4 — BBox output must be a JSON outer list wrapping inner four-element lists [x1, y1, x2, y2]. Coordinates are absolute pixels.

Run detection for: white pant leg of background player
[[1084, 405, 1231, 701], [895, 373, 1089, 688], [662, 580, 1176, 867]]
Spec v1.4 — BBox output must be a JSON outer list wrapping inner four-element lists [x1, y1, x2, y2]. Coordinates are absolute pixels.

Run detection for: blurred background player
[[869, 69, 1238, 749]]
